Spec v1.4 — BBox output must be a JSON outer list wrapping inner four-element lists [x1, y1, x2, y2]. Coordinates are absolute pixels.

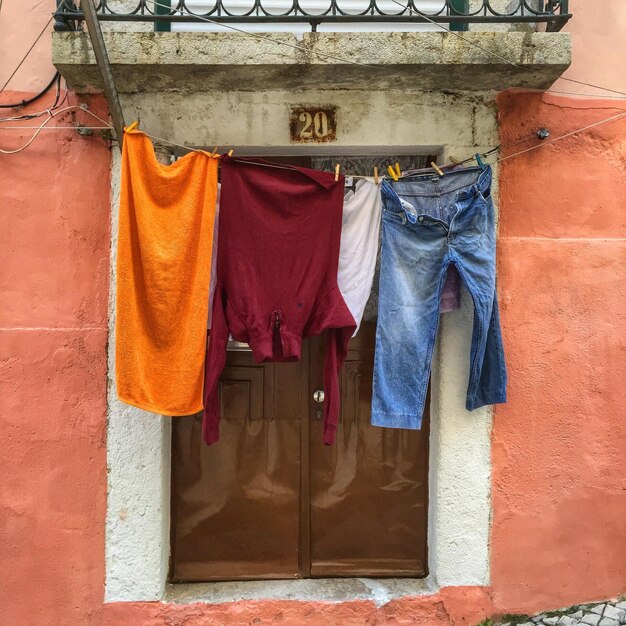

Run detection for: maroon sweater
[[203, 156, 356, 445]]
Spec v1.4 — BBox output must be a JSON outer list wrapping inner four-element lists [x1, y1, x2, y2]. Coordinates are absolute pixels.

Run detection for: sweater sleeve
[[202, 284, 229, 445], [322, 326, 353, 445]]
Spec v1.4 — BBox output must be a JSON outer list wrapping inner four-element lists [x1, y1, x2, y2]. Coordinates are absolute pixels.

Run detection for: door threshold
[[163, 577, 435, 606]]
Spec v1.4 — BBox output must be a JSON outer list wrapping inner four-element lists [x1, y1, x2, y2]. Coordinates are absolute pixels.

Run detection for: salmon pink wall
[[0, 90, 111, 625], [0, 0, 56, 92], [550, 0, 626, 97], [2, 0, 626, 623], [492, 91, 626, 614], [104, 587, 494, 626]]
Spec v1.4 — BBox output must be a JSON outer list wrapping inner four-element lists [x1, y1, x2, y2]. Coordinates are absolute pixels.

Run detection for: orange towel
[[115, 128, 218, 415]]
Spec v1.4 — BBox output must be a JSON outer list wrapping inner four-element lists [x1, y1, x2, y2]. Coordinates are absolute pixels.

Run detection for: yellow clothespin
[[335, 163, 341, 182], [227, 149, 234, 157], [395, 162, 401, 178], [387, 165, 398, 182], [126, 121, 139, 132], [431, 161, 444, 177], [374, 166, 379, 184]]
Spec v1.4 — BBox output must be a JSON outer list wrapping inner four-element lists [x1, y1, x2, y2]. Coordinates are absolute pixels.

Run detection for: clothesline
[[3, 107, 625, 178], [2, 0, 625, 156], [116, 132, 507, 446], [0, 104, 111, 154], [4, 1, 626, 157]]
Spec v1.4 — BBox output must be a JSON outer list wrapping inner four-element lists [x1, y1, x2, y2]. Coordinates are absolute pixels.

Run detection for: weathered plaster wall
[[550, 0, 626, 97], [105, 148, 172, 602], [0, 91, 111, 624], [491, 91, 626, 614], [102, 586, 494, 625], [0, 0, 56, 92]]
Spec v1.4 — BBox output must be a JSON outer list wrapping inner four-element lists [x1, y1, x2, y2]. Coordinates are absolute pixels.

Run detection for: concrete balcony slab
[[53, 31, 570, 93]]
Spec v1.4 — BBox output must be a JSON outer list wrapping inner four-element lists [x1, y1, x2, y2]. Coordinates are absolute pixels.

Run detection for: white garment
[[338, 178, 382, 336], [207, 184, 221, 329]]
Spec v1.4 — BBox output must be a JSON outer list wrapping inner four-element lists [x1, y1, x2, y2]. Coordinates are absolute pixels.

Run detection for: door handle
[[313, 389, 324, 420]]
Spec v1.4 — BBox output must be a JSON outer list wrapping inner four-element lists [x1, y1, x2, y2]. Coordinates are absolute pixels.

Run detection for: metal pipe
[[79, 0, 126, 151]]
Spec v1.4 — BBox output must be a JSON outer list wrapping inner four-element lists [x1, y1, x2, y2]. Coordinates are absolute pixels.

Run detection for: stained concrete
[[52, 30, 571, 93], [165, 578, 433, 606]]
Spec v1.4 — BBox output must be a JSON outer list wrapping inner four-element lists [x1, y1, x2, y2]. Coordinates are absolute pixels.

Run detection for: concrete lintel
[[53, 31, 570, 93]]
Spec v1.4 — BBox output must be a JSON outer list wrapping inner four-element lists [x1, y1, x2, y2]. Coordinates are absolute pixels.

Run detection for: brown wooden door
[[170, 325, 429, 581], [308, 323, 429, 577], [170, 345, 307, 581]]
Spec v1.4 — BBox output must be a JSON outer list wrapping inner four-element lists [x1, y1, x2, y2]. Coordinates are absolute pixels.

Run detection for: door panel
[[308, 322, 429, 577], [170, 348, 305, 581], [171, 327, 429, 581], [170, 153, 431, 582]]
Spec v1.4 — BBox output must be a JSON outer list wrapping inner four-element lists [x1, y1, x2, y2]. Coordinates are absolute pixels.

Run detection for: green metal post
[[449, 0, 469, 32], [155, 0, 172, 32]]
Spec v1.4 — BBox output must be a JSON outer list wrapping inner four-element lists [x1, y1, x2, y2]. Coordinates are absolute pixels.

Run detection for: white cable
[[0, 113, 57, 153], [0, 125, 112, 129], [3, 106, 625, 176], [539, 91, 626, 101], [384, 0, 626, 99], [497, 111, 626, 162], [0, 105, 112, 154], [148, 0, 377, 68], [154, 0, 626, 101]]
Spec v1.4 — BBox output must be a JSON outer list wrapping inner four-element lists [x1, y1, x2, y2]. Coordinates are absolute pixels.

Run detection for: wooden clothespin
[[126, 121, 139, 132], [374, 166, 379, 184], [212, 146, 218, 155], [395, 162, 401, 178], [335, 163, 341, 182], [431, 161, 444, 177], [227, 149, 234, 157]]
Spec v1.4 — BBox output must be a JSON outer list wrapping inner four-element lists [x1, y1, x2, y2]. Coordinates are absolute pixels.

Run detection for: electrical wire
[[46, 0, 626, 104], [0, 74, 65, 118], [148, 0, 377, 69], [3, 3, 625, 157], [0, 16, 54, 94], [2, 75, 70, 121], [554, 77, 626, 98], [438, 111, 626, 169], [143, 0, 626, 105], [0, 104, 111, 154], [150, 0, 626, 102], [0, 125, 111, 130], [0, 72, 61, 109], [497, 110, 626, 162], [531, 90, 626, 100], [384, 0, 626, 100], [3, 106, 625, 180]]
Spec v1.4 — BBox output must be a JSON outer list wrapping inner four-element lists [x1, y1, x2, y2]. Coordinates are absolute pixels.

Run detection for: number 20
[[299, 111, 329, 139]]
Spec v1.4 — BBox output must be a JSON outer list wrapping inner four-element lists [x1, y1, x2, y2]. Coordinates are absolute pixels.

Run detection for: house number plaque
[[289, 106, 337, 143]]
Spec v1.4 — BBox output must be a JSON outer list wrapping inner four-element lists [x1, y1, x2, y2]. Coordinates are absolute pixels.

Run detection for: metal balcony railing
[[54, 0, 570, 33]]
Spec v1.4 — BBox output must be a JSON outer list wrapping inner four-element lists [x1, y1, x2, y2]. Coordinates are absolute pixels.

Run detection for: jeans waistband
[[382, 165, 492, 203]]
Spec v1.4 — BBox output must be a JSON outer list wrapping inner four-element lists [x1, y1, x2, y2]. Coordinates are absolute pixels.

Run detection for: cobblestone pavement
[[496, 601, 626, 626]]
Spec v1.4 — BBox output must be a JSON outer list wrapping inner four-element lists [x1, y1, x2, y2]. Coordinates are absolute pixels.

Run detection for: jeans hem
[[371, 412, 423, 430], [466, 392, 507, 412]]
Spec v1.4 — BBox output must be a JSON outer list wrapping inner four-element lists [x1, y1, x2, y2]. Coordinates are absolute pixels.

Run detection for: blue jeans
[[371, 165, 507, 430]]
